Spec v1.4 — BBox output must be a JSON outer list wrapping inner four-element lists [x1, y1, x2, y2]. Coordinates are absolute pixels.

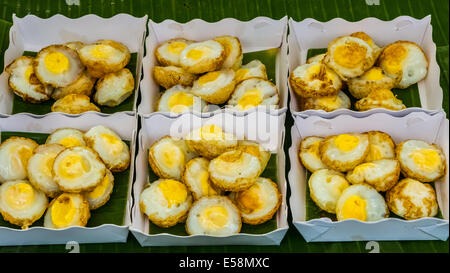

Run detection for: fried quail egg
[[46, 128, 86, 148], [51, 94, 100, 114], [52, 146, 106, 192], [347, 67, 397, 99], [209, 150, 261, 192], [78, 40, 131, 78], [227, 78, 279, 111], [64, 41, 85, 51], [234, 60, 268, 84], [84, 125, 131, 172], [324, 35, 378, 80], [378, 41, 428, 89], [336, 184, 389, 221], [190, 69, 236, 104], [302, 90, 351, 112], [0, 137, 38, 183], [229, 177, 281, 225], [0, 180, 48, 229], [213, 35, 243, 70], [308, 169, 350, 213], [153, 65, 197, 90], [396, 140, 446, 182], [182, 157, 222, 200], [157, 85, 207, 114], [34, 45, 84, 87], [155, 38, 194, 67], [140, 179, 193, 228], [320, 133, 369, 172], [185, 196, 241, 236], [180, 40, 225, 74], [298, 136, 327, 172], [306, 53, 326, 64], [94, 68, 134, 107], [346, 159, 401, 192], [86, 169, 114, 210], [386, 178, 439, 220], [148, 136, 195, 180], [235, 140, 271, 174], [355, 88, 406, 111], [51, 70, 95, 100], [5, 56, 53, 103], [27, 144, 65, 198], [350, 32, 381, 55], [43, 192, 90, 229], [184, 124, 238, 159], [365, 131, 395, 162], [289, 62, 342, 98]]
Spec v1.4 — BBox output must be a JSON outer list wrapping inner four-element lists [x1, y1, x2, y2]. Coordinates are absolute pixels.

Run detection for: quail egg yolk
[[167, 42, 187, 55], [383, 44, 407, 75], [239, 145, 261, 158], [51, 195, 76, 227], [58, 154, 91, 179], [198, 170, 217, 196], [364, 67, 385, 81], [333, 42, 367, 68], [341, 195, 367, 221], [88, 173, 110, 199], [199, 205, 229, 230], [238, 89, 263, 110], [200, 125, 224, 141], [352, 32, 373, 46], [39, 155, 55, 177], [25, 66, 34, 83], [160, 144, 184, 168], [44, 51, 70, 74], [11, 145, 33, 170], [334, 134, 360, 152], [168, 92, 194, 113], [101, 134, 124, 156], [411, 148, 441, 172], [237, 184, 263, 213], [317, 96, 340, 107], [91, 44, 115, 59], [158, 179, 187, 208], [216, 152, 244, 175], [368, 144, 382, 160], [186, 47, 210, 61], [307, 141, 321, 159], [59, 136, 83, 148], [354, 162, 375, 172], [5, 183, 35, 210], [235, 68, 248, 82], [198, 71, 221, 85]]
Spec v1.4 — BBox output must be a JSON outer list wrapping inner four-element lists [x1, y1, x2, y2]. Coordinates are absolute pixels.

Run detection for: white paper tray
[[288, 110, 449, 242], [0, 112, 137, 245]]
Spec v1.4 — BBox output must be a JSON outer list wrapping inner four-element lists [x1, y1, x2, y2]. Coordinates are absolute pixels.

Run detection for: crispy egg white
[[308, 169, 350, 213], [51, 94, 100, 114], [94, 68, 134, 107], [299, 136, 328, 172], [86, 168, 114, 210], [336, 184, 389, 222], [43, 192, 90, 229], [227, 78, 279, 111], [64, 41, 85, 51], [346, 159, 401, 192], [234, 60, 268, 84], [213, 35, 243, 70], [235, 140, 271, 174], [180, 40, 225, 74], [191, 69, 236, 104], [0, 137, 38, 183], [302, 90, 351, 112], [0, 180, 48, 229], [347, 67, 397, 99], [355, 88, 406, 111], [185, 196, 241, 236], [157, 85, 207, 114], [46, 128, 86, 148], [153, 65, 197, 90], [365, 131, 395, 162], [155, 38, 194, 67], [306, 53, 326, 64], [51, 70, 95, 100], [182, 157, 222, 200], [140, 179, 192, 228]]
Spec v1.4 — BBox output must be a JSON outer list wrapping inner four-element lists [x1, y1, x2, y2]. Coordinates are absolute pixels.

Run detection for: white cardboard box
[[288, 110, 449, 242], [0, 112, 137, 245], [0, 13, 147, 115], [138, 16, 288, 117], [130, 111, 288, 246], [288, 15, 443, 118]]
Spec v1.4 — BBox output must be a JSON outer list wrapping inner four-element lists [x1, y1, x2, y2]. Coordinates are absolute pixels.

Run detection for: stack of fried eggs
[[0, 125, 131, 229], [140, 125, 282, 236], [153, 36, 279, 114], [4, 40, 135, 114], [298, 131, 446, 221], [290, 32, 429, 112]]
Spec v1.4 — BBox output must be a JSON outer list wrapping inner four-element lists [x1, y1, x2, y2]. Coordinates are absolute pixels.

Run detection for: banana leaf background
[[0, 0, 448, 253]]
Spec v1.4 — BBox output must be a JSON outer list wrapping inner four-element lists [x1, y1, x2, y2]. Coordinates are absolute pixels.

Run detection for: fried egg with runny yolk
[[299, 136, 328, 172], [140, 179, 193, 228], [43, 192, 90, 229], [86, 168, 114, 210], [155, 38, 194, 67], [185, 196, 241, 236], [157, 85, 207, 114], [235, 140, 271, 175], [46, 128, 86, 148], [213, 35, 243, 70], [190, 69, 236, 104], [319, 133, 370, 172], [227, 78, 279, 111], [355, 88, 406, 111], [234, 60, 268, 84], [336, 184, 389, 222], [94, 68, 135, 107], [0, 180, 48, 229], [396, 139, 446, 182], [365, 131, 395, 162], [180, 40, 225, 74], [182, 157, 222, 200], [84, 125, 131, 172], [347, 67, 397, 99], [0, 137, 38, 183], [302, 90, 351, 112], [346, 159, 401, 192]]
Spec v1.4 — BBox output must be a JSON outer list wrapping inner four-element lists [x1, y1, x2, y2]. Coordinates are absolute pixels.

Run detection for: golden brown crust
[[346, 160, 401, 192], [147, 136, 185, 179], [0, 205, 46, 229], [213, 35, 243, 70], [289, 66, 341, 98], [84, 134, 131, 173], [153, 66, 196, 89], [181, 45, 226, 74], [195, 77, 236, 105], [210, 176, 257, 192], [155, 38, 195, 67], [51, 94, 100, 114], [47, 193, 91, 227], [51, 70, 95, 100], [94, 68, 135, 107]]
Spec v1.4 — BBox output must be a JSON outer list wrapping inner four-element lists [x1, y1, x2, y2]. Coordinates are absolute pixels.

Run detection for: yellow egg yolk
[[44, 51, 70, 74], [58, 154, 91, 179], [186, 47, 210, 61], [367, 144, 382, 161], [341, 195, 367, 221], [160, 144, 184, 168], [11, 145, 33, 170], [5, 183, 35, 210], [198, 170, 217, 196], [354, 162, 376, 173], [59, 136, 83, 148], [216, 152, 245, 175], [51, 194, 76, 227], [168, 92, 194, 113], [88, 173, 110, 199], [235, 68, 248, 82], [158, 179, 187, 208], [39, 155, 55, 177], [199, 205, 229, 230], [237, 89, 263, 110], [239, 145, 261, 158], [91, 44, 115, 59], [216, 38, 232, 56], [411, 148, 441, 172], [198, 71, 221, 85], [383, 44, 407, 75], [100, 134, 124, 156], [333, 42, 368, 69], [317, 96, 340, 108], [364, 67, 385, 81], [334, 134, 360, 152], [308, 141, 321, 159], [199, 125, 224, 141], [237, 184, 263, 213], [25, 66, 34, 83], [167, 41, 187, 55], [351, 32, 374, 46]]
